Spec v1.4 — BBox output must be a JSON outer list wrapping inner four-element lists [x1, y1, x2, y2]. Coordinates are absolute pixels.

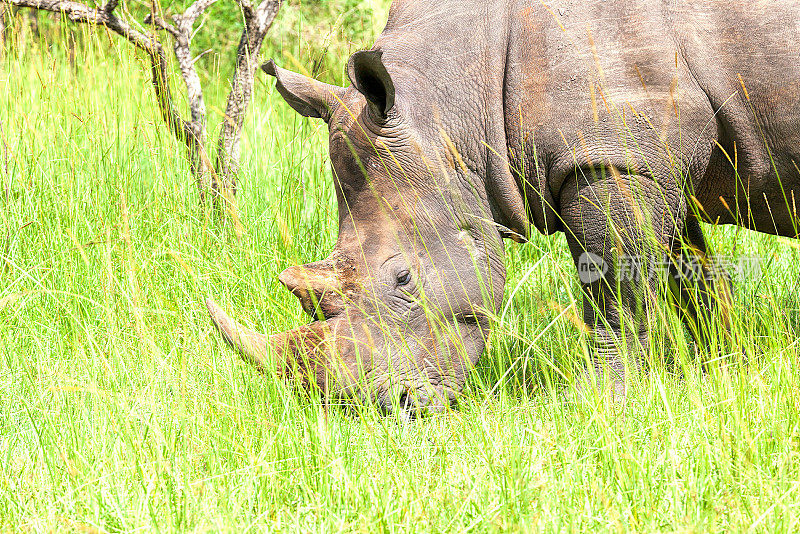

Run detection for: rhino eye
[[396, 270, 412, 286]]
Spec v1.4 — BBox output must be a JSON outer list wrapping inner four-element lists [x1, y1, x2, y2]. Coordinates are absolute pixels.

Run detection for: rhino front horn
[[205, 298, 335, 386], [205, 298, 271, 372]]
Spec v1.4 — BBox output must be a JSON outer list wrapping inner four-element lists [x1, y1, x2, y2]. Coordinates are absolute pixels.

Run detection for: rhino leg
[[559, 171, 687, 399], [668, 218, 734, 350]]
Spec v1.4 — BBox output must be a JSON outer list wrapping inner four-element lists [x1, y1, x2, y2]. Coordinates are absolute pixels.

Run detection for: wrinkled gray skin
[[207, 0, 800, 411]]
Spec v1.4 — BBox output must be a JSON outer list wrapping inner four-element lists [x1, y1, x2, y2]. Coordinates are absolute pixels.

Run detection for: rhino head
[[206, 50, 510, 415]]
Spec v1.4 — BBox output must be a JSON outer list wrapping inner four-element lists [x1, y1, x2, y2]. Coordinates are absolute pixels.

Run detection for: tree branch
[[8, 0, 196, 155], [143, 0, 219, 192], [231, 0, 253, 21], [142, 11, 179, 39], [163, 0, 217, 128], [178, 0, 217, 28], [11, 0, 283, 220]]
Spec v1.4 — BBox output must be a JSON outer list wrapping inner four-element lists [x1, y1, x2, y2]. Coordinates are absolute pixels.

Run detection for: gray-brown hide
[[207, 0, 800, 409]]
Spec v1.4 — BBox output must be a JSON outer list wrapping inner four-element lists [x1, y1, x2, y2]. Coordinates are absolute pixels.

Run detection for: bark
[[0, 5, 7, 50], [215, 0, 281, 202], [144, 0, 218, 199]]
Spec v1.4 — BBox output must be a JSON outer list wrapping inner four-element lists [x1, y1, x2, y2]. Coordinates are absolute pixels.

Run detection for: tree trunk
[[213, 0, 281, 215], [0, 5, 7, 50]]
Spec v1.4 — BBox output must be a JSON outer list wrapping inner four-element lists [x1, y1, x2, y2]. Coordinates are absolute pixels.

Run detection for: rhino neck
[[375, 0, 533, 242]]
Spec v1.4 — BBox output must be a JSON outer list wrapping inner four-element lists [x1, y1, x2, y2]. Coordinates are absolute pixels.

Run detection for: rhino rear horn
[[279, 263, 344, 319], [262, 60, 345, 123]]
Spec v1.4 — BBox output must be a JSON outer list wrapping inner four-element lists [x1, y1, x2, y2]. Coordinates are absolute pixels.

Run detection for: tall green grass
[[2, 8, 800, 532]]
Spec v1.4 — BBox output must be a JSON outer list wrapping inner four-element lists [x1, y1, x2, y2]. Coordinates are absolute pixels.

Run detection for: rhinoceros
[[206, 0, 800, 412]]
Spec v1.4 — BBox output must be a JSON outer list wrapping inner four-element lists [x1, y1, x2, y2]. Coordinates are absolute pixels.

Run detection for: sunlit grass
[[2, 13, 800, 532]]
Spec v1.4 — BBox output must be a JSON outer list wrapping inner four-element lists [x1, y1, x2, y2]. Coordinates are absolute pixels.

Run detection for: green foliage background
[[1, 1, 800, 531]]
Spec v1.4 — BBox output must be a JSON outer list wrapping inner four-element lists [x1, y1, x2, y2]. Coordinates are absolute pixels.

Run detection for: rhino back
[[501, 1, 716, 233], [502, 0, 800, 235], [376, 0, 800, 236], [676, 2, 800, 232]]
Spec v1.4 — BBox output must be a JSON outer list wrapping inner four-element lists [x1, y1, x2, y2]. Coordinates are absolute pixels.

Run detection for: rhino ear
[[262, 60, 344, 123], [347, 50, 396, 120]]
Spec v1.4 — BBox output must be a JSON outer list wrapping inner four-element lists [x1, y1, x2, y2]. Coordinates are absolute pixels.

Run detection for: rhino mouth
[[385, 384, 457, 416]]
